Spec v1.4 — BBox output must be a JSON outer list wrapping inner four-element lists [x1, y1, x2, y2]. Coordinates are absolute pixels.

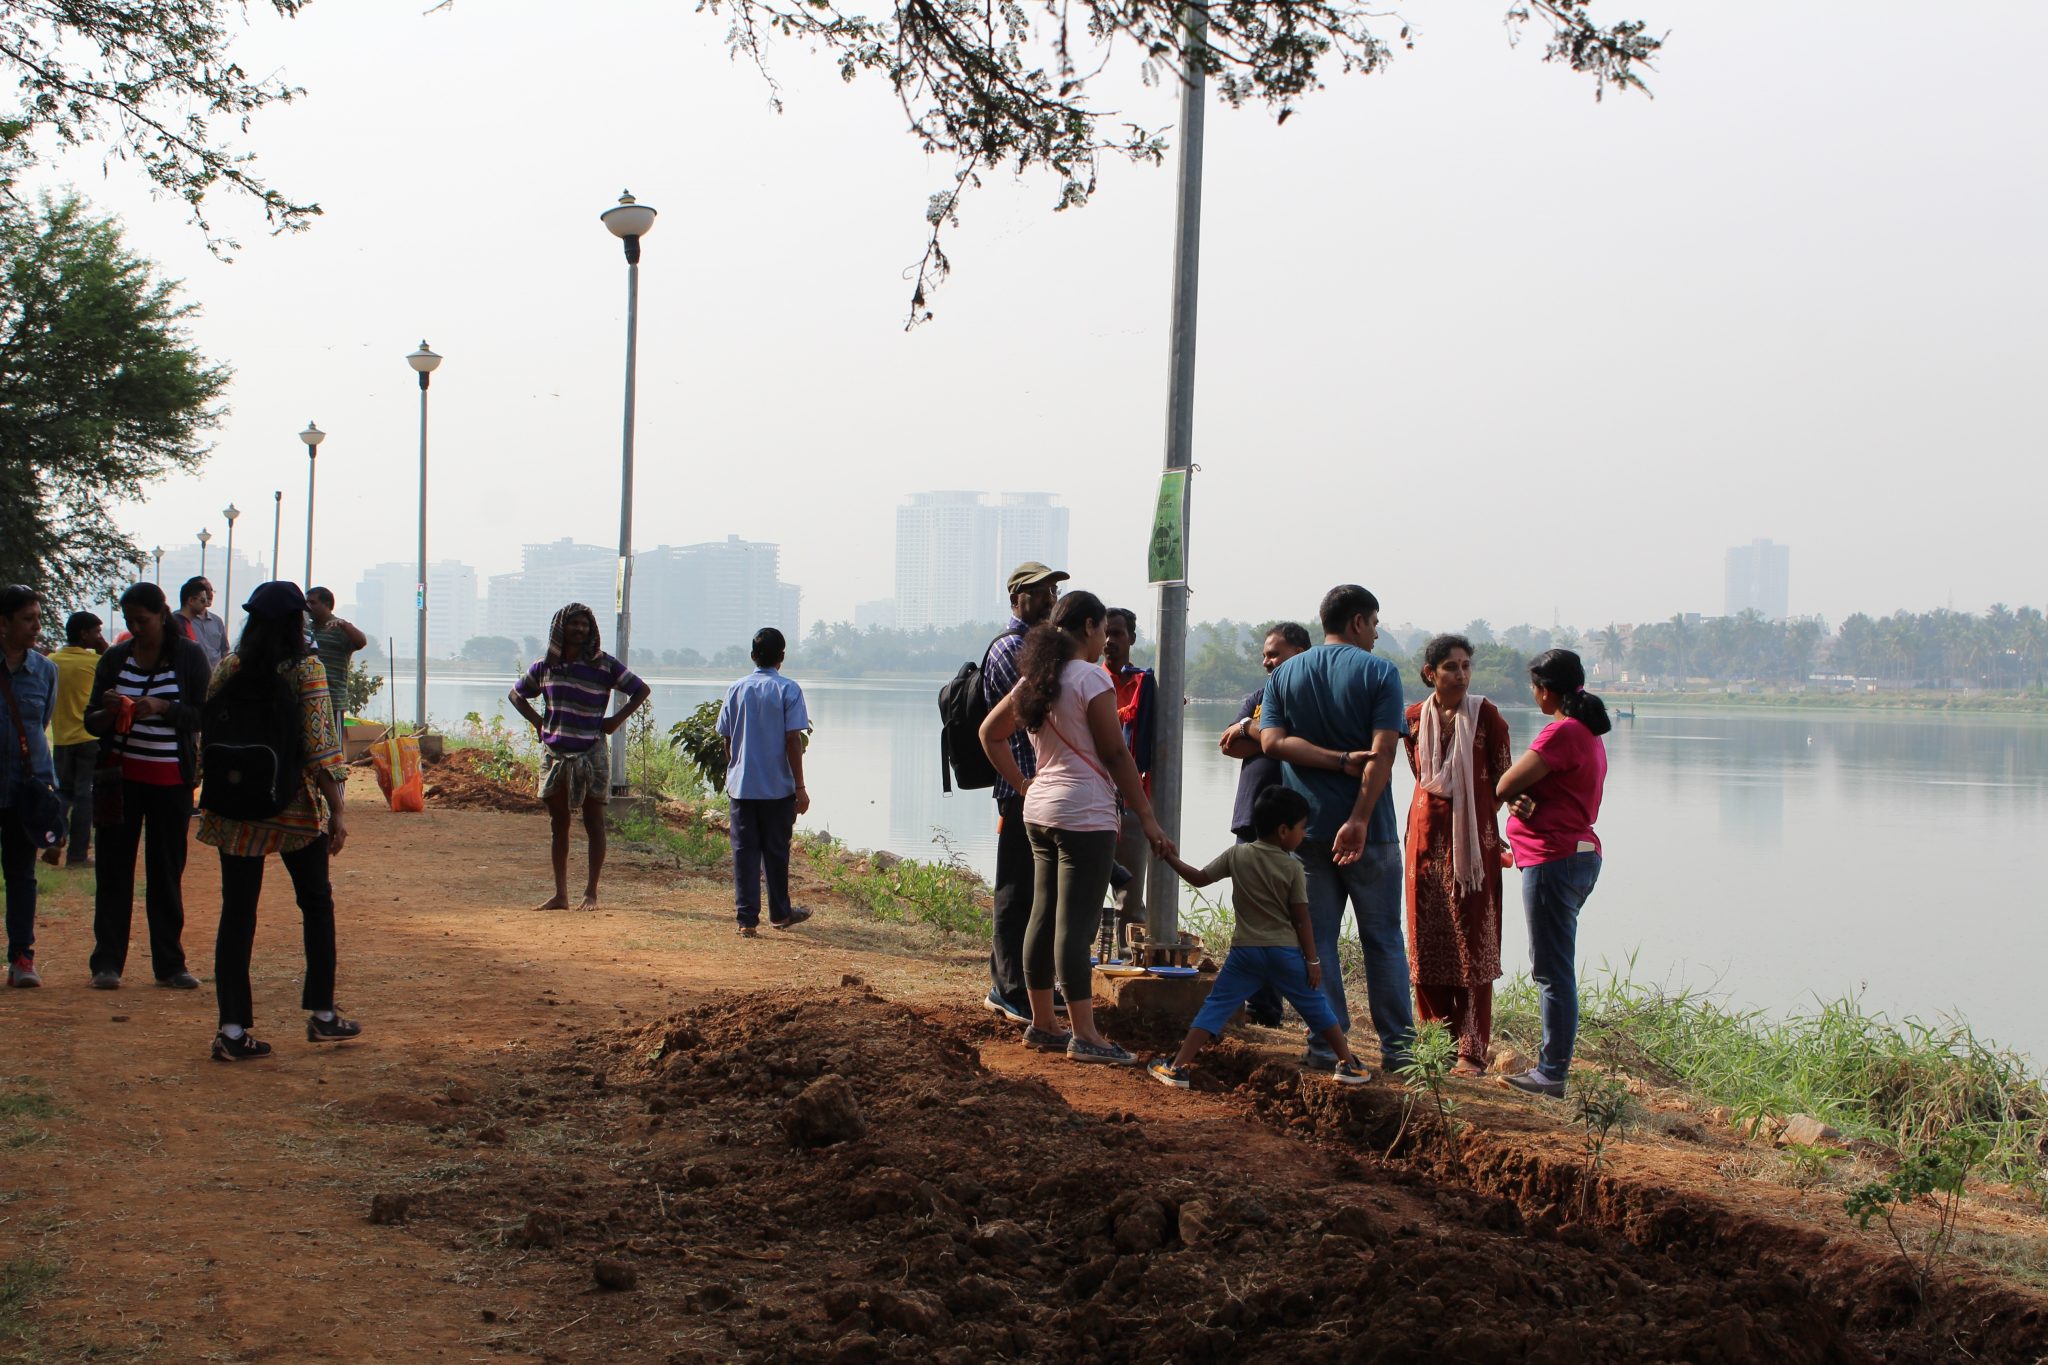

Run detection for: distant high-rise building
[[485, 536, 800, 663], [1724, 539, 1791, 620], [636, 536, 800, 660], [353, 561, 479, 659], [854, 598, 897, 631], [893, 491, 1069, 631], [486, 539, 615, 646]]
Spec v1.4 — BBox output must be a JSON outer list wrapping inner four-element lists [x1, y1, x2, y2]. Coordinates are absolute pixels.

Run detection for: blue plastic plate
[[1148, 966, 1200, 978]]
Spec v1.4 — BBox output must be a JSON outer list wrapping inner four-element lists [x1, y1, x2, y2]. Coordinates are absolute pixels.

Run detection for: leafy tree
[[702, 0, 1660, 320], [0, 195, 229, 596], [344, 660, 383, 721], [459, 634, 522, 671], [0, 1, 317, 246]]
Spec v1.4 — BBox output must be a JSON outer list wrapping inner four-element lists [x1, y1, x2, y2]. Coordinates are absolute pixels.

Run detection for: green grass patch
[[1493, 963, 2048, 1189], [0, 1255, 57, 1340], [799, 831, 990, 938], [613, 803, 728, 871], [0, 1079, 61, 1151]]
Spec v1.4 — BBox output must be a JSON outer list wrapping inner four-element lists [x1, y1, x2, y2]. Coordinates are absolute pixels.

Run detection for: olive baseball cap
[[1006, 562, 1070, 595]]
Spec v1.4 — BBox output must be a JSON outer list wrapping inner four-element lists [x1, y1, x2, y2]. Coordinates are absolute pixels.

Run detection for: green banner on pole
[[1148, 469, 1188, 585]]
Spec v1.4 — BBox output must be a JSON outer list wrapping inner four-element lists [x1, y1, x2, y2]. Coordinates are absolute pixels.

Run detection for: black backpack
[[200, 664, 305, 820], [937, 628, 1023, 793]]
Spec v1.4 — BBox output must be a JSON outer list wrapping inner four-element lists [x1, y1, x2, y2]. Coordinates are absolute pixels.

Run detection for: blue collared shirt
[[717, 668, 810, 801], [0, 649, 59, 802]]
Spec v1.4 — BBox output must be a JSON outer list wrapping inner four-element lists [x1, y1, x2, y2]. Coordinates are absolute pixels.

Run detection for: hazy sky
[[33, 1, 2047, 635]]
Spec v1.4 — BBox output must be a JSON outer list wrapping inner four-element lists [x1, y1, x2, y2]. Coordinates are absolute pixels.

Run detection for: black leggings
[[215, 837, 336, 1030], [90, 781, 191, 979], [1023, 824, 1118, 995]]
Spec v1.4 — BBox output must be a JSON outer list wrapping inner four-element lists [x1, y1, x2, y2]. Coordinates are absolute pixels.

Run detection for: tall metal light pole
[[406, 341, 443, 731], [198, 527, 212, 579], [600, 190, 657, 793], [221, 504, 240, 640], [270, 491, 282, 581], [299, 422, 325, 585], [1145, 3, 1210, 951], [152, 546, 164, 582]]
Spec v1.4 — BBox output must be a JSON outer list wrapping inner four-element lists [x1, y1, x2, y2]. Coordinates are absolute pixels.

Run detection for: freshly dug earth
[[412, 989, 2044, 1364], [420, 747, 543, 812], [9, 789, 2047, 1363]]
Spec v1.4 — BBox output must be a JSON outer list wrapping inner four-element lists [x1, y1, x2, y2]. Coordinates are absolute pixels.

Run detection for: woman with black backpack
[[197, 582, 358, 1062], [84, 582, 212, 991]]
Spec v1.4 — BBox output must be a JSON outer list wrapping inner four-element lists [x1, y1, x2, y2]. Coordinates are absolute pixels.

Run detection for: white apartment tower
[[1724, 539, 1791, 621], [894, 491, 1069, 631]]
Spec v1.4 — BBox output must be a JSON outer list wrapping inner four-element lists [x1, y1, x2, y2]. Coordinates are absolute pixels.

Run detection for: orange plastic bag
[[371, 734, 425, 813]]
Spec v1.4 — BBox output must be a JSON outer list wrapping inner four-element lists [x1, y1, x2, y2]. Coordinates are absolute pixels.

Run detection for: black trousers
[[215, 836, 336, 1030], [90, 781, 192, 979], [988, 793, 1035, 1005], [729, 795, 797, 927]]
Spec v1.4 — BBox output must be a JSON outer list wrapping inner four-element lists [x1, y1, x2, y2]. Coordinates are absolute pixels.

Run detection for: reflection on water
[[405, 670, 2048, 1061]]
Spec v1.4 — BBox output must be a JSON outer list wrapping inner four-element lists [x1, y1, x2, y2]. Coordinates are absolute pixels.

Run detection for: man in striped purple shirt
[[509, 603, 649, 911]]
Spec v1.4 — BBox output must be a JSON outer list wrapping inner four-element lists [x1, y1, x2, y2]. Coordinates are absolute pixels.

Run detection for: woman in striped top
[[84, 583, 211, 990], [198, 582, 356, 1062]]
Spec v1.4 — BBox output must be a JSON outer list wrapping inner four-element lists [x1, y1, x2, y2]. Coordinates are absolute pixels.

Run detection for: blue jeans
[[1190, 945, 1340, 1038], [730, 795, 797, 928], [1521, 852, 1602, 1083], [1300, 840, 1412, 1066]]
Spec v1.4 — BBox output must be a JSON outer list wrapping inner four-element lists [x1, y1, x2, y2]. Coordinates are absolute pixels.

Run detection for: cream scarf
[[1417, 694, 1485, 896]]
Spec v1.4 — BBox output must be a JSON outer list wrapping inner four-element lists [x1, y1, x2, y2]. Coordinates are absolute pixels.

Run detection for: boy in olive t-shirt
[[1149, 786, 1375, 1089]]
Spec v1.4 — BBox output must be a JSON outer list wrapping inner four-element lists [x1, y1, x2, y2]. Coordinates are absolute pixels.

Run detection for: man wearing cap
[[979, 561, 1066, 1023]]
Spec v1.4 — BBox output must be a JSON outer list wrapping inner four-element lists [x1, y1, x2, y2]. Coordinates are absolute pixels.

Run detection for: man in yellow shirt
[[44, 612, 107, 868]]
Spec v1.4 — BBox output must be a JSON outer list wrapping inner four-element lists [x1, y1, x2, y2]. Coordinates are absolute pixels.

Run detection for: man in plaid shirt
[[979, 561, 1067, 1023]]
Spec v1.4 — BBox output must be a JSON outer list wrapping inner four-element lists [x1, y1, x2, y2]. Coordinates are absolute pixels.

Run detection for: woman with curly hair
[[508, 603, 650, 911], [978, 590, 1173, 1066]]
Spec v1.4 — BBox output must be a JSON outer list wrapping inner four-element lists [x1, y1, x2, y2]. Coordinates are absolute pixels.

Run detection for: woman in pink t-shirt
[[980, 590, 1172, 1066], [1495, 649, 1611, 1099]]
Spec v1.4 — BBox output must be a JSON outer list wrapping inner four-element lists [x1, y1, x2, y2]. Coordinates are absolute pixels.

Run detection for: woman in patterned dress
[[1402, 634, 1513, 1075], [198, 581, 358, 1061]]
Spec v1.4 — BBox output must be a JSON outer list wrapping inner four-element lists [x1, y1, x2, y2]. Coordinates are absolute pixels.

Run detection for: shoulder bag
[[0, 662, 65, 850]]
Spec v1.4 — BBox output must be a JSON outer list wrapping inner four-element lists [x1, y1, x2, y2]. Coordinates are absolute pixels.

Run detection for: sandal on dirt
[[1066, 1037, 1139, 1066], [1022, 1025, 1072, 1052], [737, 925, 759, 938]]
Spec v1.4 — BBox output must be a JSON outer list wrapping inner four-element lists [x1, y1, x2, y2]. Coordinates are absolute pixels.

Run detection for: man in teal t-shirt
[[1259, 583, 1413, 1071]]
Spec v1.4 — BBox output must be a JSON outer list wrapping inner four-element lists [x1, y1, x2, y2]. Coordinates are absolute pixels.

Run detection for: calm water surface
[[400, 670, 2048, 1062]]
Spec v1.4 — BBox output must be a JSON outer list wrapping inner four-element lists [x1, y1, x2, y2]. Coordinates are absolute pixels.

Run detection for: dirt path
[[4, 777, 2045, 1363]]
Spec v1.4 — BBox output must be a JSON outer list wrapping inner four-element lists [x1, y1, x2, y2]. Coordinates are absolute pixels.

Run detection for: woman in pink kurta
[[1402, 635, 1513, 1074]]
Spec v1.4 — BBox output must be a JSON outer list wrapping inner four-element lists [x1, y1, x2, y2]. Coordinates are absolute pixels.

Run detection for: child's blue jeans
[[1190, 945, 1342, 1038]]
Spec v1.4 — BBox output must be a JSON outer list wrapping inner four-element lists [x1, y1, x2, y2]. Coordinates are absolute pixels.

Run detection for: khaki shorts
[[538, 744, 610, 807]]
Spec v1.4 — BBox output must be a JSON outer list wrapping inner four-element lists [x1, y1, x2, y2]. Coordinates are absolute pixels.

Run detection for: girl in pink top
[[980, 591, 1172, 1066], [1495, 649, 1612, 1099]]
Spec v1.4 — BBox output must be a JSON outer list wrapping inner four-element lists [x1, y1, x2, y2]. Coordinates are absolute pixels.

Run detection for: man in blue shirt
[[979, 560, 1066, 1022], [1260, 584, 1413, 1070], [717, 628, 812, 936]]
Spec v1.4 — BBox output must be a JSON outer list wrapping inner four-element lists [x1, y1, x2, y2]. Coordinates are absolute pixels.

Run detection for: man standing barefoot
[[508, 604, 649, 911], [717, 628, 812, 937]]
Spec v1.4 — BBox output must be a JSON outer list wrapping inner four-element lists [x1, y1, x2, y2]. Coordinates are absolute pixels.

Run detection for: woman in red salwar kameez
[[1403, 635, 1514, 1075]]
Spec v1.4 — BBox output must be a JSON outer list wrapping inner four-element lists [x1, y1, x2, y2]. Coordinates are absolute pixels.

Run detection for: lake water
[[394, 670, 2048, 1063]]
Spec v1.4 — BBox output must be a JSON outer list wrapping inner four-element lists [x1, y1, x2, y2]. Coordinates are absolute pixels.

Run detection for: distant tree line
[[440, 604, 2048, 696]]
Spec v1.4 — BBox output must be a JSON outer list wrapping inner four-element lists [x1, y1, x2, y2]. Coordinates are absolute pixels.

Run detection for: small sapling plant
[[1393, 1020, 1463, 1169], [1843, 1132, 1988, 1310], [1573, 1073, 1636, 1214]]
